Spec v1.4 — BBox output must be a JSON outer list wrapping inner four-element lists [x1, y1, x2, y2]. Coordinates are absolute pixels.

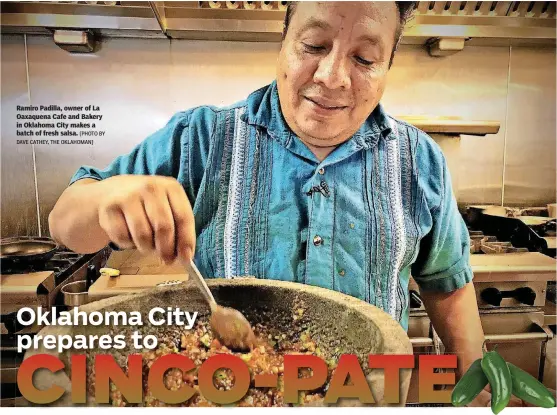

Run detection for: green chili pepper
[[481, 349, 512, 414], [451, 358, 489, 407], [508, 363, 556, 408]]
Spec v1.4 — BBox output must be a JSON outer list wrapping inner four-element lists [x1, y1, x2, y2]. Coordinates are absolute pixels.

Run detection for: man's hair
[[281, 1, 418, 68]]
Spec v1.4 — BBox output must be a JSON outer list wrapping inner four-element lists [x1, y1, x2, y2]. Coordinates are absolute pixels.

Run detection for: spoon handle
[[181, 259, 217, 312]]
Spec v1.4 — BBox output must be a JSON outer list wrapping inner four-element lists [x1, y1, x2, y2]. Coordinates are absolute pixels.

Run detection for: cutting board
[[0, 271, 54, 312], [105, 250, 186, 275], [88, 273, 190, 301]]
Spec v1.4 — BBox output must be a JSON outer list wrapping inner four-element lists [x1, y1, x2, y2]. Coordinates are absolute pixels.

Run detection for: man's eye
[[302, 43, 325, 53], [355, 56, 373, 66]]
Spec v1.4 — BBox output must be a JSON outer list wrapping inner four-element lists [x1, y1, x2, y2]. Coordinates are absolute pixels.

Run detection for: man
[[50, 1, 494, 406]]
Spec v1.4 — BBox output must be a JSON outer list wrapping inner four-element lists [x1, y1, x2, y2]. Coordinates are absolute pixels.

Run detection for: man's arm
[[421, 283, 526, 407], [420, 282, 484, 378], [410, 134, 527, 407], [410, 137, 484, 378], [422, 283, 493, 407], [49, 112, 199, 263], [49, 175, 196, 263], [50, 178, 113, 253]]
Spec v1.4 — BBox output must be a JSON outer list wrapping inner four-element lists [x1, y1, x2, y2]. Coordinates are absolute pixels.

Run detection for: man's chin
[[297, 124, 344, 145], [299, 133, 343, 147]]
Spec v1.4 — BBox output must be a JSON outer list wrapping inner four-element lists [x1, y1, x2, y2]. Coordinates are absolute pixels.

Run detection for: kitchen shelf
[[397, 117, 501, 136]]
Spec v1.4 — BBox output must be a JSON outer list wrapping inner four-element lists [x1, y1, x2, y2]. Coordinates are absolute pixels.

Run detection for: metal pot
[[61, 281, 89, 308], [0, 238, 58, 263], [25, 279, 413, 407]]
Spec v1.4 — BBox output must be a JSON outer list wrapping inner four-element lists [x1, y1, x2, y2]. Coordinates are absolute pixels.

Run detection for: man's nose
[[313, 51, 351, 90]]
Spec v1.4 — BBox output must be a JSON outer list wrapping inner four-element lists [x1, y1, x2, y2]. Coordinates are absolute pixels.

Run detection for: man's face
[[277, 1, 398, 150]]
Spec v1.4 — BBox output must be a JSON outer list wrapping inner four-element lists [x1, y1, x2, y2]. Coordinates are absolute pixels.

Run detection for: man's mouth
[[304, 96, 348, 112]]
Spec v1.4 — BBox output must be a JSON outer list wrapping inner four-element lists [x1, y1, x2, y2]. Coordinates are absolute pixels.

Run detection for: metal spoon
[[182, 259, 256, 351]]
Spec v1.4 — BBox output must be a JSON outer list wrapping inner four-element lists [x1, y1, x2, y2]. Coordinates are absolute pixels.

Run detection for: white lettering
[[89, 335, 99, 348], [58, 312, 72, 325], [113, 334, 126, 350], [105, 311, 127, 326], [99, 335, 112, 349], [128, 312, 143, 326], [73, 308, 88, 326], [132, 331, 143, 348], [17, 308, 35, 326], [148, 307, 166, 326], [59, 335, 73, 352], [89, 312, 103, 326], [185, 311, 198, 329], [17, 334, 32, 353], [37, 308, 51, 325], [73, 335, 87, 349], [42, 335, 57, 349], [143, 335, 158, 349], [33, 335, 43, 350]]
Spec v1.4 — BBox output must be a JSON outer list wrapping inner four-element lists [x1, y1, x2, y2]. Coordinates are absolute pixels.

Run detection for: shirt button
[[338, 269, 346, 277], [313, 235, 323, 246], [318, 168, 325, 175]]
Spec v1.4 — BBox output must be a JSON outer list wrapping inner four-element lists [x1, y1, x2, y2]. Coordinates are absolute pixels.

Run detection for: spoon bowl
[[182, 259, 256, 351], [210, 305, 256, 351]]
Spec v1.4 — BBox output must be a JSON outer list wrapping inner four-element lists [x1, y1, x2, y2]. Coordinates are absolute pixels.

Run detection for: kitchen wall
[[1, 35, 40, 237], [1, 34, 555, 237]]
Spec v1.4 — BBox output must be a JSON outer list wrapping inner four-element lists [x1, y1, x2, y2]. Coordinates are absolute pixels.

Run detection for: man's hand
[[49, 175, 196, 264], [97, 175, 196, 263]]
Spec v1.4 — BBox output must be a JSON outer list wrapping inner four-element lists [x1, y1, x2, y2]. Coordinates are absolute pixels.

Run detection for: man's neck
[[305, 143, 337, 162]]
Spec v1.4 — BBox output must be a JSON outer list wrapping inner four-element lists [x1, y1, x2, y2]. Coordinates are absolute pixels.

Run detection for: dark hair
[[282, 1, 417, 68]]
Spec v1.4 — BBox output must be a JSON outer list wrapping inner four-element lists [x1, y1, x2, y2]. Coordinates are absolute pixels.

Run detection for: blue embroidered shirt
[[70, 81, 473, 331]]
